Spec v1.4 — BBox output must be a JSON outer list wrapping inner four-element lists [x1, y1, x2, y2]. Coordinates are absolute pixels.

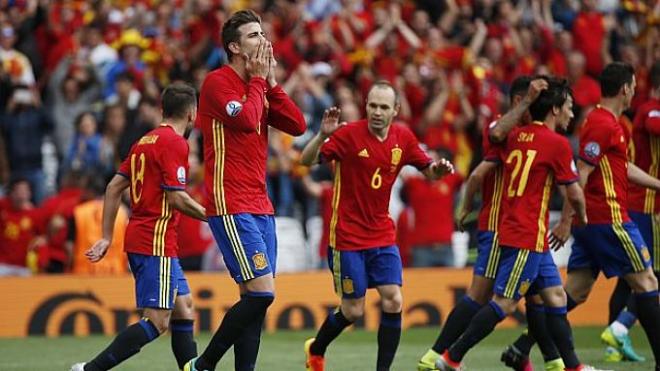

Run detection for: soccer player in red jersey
[[185, 10, 306, 371], [299, 81, 454, 371], [593, 61, 660, 361], [71, 83, 206, 371], [417, 75, 551, 371], [435, 78, 588, 371]]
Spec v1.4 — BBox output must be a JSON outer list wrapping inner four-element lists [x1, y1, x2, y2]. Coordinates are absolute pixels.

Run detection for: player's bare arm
[[549, 186, 577, 250], [565, 182, 588, 227], [301, 106, 343, 166], [165, 190, 207, 222], [86, 174, 130, 262], [422, 158, 454, 180], [628, 161, 660, 191], [457, 160, 497, 231], [489, 78, 549, 143]]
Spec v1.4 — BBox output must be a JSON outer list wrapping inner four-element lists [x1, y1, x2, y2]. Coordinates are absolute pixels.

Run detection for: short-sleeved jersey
[[629, 98, 660, 214], [478, 118, 506, 232], [197, 65, 306, 216], [320, 120, 432, 251], [118, 124, 189, 257], [578, 106, 631, 224], [498, 122, 579, 252]]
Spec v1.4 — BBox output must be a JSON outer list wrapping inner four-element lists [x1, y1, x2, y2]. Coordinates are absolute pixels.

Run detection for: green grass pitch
[[0, 327, 651, 370]]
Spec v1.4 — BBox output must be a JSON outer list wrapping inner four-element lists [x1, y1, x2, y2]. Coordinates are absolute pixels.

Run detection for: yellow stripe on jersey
[[329, 163, 342, 249], [504, 249, 529, 298], [612, 223, 645, 273], [485, 232, 500, 279], [222, 215, 254, 280], [488, 168, 505, 231], [332, 248, 342, 297], [600, 156, 623, 224], [653, 216, 660, 272], [159, 257, 171, 308], [535, 175, 553, 252], [213, 120, 227, 214], [645, 136, 660, 213], [153, 195, 172, 256]]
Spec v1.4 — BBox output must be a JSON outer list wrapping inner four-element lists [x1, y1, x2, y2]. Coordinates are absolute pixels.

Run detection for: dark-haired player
[[71, 83, 206, 371], [300, 81, 454, 371], [184, 9, 306, 371]]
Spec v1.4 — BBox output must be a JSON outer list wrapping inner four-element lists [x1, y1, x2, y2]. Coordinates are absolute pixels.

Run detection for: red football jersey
[[498, 122, 579, 252], [0, 206, 45, 266], [320, 120, 432, 251], [629, 98, 660, 214], [197, 65, 306, 216], [579, 106, 631, 224], [479, 119, 506, 232], [117, 124, 189, 257]]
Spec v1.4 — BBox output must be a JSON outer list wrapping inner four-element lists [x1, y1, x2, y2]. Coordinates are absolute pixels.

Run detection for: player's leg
[[438, 247, 543, 371], [418, 231, 497, 370], [171, 263, 197, 369], [190, 214, 275, 371], [234, 215, 278, 371], [306, 248, 367, 371], [595, 222, 660, 368], [523, 294, 562, 370], [371, 245, 405, 371], [78, 254, 174, 371]]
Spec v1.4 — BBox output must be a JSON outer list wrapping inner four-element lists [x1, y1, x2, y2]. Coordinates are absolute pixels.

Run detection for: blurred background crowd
[[0, 0, 658, 276]]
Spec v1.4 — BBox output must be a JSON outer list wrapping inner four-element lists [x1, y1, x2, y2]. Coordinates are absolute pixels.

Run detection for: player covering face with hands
[[301, 81, 453, 371]]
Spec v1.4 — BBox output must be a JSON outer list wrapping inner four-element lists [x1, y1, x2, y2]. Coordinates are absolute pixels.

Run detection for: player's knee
[[149, 316, 171, 334], [381, 294, 403, 313], [341, 302, 364, 321], [467, 277, 494, 305], [627, 269, 659, 293], [174, 296, 195, 319], [542, 287, 567, 307]]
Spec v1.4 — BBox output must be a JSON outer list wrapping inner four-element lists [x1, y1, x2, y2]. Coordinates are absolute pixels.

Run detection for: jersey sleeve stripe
[[535, 175, 553, 252], [503, 249, 529, 298], [612, 223, 645, 272], [329, 163, 342, 249], [161, 185, 185, 191], [578, 156, 598, 167], [488, 168, 504, 231], [600, 156, 623, 224], [117, 171, 129, 179]]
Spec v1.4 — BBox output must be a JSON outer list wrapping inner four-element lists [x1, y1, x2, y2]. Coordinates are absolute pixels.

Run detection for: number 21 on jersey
[[506, 149, 537, 197]]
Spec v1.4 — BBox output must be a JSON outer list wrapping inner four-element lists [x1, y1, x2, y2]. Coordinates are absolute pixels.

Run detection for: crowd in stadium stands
[[0, 0, 658, 275]]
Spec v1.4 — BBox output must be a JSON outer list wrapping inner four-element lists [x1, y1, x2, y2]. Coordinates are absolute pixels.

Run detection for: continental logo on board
[[0, 269, 617, 337]]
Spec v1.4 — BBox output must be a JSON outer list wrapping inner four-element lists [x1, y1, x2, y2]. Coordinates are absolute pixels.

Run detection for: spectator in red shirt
[[572, 0, 606, 77], [567, 51, 601, 117]]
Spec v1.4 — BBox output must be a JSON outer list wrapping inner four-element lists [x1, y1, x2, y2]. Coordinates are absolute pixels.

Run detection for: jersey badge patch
[[177, 167, 186, 184], [584, 142, 601, 159], [252, 252, 268, 270], [226, 101, 243, 117]]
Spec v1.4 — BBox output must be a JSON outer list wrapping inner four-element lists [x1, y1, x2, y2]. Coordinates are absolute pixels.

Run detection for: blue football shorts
[[474, 230, 501, 279], [128, 253, 190, 310]]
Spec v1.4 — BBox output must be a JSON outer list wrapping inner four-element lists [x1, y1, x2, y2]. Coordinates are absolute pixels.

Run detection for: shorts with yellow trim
[[208, 214, 277, 283], [568, 222, 652, 278], [474, 230, 500, 279], [128, 253, 190, 310], [327, 245, 402, 299], [493, 246, 544, 301], [630, 211, 659, 273]]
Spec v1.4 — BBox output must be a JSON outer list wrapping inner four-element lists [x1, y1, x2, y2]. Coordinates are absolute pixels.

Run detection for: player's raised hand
[[525, 78, 549, 103], [86, 238, 110, 263], [266, 41, 278, 87], [245, 39, 269, 80], [430, 158, 454, 178], [320, 107, 343, 139], [549, 219, 571, 251]]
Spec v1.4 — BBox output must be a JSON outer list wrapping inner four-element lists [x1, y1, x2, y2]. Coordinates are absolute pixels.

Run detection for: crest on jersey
[[252, 252, 268, 270], [518, 279, 531, 296], [226, 100, 243, 117], [391, 147, 403, 166], [177, 167, 186, 184], [641, 247, 651, 262], [584, 142, 600, 159]]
